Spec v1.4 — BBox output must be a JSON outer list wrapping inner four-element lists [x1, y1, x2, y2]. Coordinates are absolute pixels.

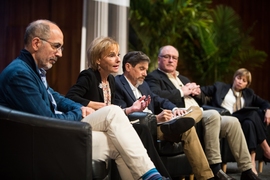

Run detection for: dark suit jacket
[[66, 68, 115, 106], [0, 49, 82, 121], [66, 70, 172, 177], [145, 69, 204, 108], [114, 74, 176, 114], [201, 81, 270, 111]]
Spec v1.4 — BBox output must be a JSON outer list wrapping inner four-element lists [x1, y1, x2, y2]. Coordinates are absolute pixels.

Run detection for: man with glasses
[[39, 37, 64, 52], [114, 51, 215, 180], [145, 45, 260, 180], [0, 19, 171, 180]]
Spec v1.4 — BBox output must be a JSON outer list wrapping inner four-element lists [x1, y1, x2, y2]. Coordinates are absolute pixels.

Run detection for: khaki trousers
[[182, 106, 214, 180], [158, 106, 214, 180], [202, 110, 252, 172], [220, 116, 252, 171]]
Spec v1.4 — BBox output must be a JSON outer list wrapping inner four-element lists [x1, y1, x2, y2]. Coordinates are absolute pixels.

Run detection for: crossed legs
[[82, 105, 155, 180], [202, 110, 222, 165], [220, 116, 252, 172], [157, 106, 214, 179], [182, 106, 213, 180], [181, 126, 214, 180], [202, 110, 252, 173]]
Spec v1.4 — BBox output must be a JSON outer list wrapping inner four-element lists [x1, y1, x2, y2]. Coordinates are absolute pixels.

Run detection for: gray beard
[[135, 80, 143, 88]]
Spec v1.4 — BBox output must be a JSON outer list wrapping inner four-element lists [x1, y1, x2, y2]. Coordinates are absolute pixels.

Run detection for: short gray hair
[[24, 19, 56, 45]]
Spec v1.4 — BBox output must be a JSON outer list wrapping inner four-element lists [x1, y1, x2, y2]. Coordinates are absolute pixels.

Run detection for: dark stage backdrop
[[1, 0, 269, 101], [0, 0, 83, 95], [212, 0, 270, 101]]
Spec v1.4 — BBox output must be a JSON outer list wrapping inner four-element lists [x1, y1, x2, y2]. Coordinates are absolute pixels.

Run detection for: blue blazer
[[0, 49, 82, 121], [114, 74, 176, 114], [201, 81, 270, 111]]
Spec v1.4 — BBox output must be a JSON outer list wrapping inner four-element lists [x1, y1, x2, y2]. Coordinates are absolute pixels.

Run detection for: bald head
[[24, 19, 63, 47], [158, 45, 179, 57], [157, 45, 179, 74], [23, 19, 64, 70]]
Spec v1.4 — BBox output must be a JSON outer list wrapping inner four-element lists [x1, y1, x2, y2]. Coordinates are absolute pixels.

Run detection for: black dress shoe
[[215, 169, 236, 180], [240, 170, 261, 180], [160, 117, 195, 135], [263, 155, 270, 164]]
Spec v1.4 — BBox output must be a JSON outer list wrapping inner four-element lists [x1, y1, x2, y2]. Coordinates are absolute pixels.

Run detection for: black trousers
[[233, 109, 268, 151], [132, 123, 171, 178]]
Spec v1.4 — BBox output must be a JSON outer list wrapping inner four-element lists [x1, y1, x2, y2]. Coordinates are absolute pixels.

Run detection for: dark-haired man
[[114, 51, 216, 180]]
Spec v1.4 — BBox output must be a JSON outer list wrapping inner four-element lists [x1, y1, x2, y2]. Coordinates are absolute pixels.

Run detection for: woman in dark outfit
[[66, 36, 171, 178], [201, 68, 270, 175]]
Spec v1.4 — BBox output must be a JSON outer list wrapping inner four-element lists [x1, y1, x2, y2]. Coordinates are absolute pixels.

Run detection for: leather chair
[[0, 105, 109, 180]]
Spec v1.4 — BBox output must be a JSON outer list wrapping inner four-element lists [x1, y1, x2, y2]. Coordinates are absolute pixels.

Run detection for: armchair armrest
[[202, 105, 231, 115], [127, 111, 149, 121]]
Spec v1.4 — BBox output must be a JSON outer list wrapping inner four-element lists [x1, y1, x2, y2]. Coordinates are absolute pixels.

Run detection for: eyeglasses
[[159, 55, 178, 61], [39, 37, 64, 52]]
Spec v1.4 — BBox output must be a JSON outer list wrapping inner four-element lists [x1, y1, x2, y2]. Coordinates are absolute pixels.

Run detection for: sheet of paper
[[157, 108, 193, 125]]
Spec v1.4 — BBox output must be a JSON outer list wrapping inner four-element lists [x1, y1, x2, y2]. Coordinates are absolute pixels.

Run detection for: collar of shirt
[[123, 75, 152, 113], [124, 75, 142, 99], [158, 68, 179, 78], [39, 68, 46, 76], [39, 68, 48, 89]]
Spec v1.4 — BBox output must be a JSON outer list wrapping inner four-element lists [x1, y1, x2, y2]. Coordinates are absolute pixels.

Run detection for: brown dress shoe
[[215, 169, 236, 180]]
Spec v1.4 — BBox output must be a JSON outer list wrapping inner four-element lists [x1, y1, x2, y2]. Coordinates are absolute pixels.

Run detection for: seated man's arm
[[4, 72, 82, 121], [145, 73, 181, 101]]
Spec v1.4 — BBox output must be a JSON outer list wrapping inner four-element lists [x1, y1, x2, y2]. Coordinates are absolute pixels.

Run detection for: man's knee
[[202, 110, 221, 126], [221, 116, 242, 132]]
